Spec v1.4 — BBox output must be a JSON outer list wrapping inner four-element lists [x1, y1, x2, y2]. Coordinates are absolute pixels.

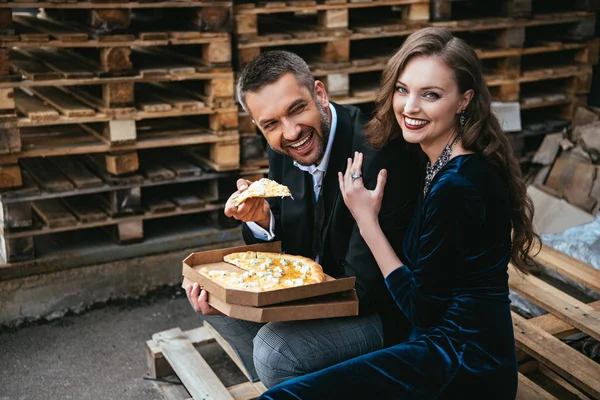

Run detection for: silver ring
[[351, 172, 362, 181]]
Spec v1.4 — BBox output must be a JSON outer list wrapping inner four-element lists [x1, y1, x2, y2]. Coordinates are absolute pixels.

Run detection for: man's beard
[[270, 101, 331, 167]]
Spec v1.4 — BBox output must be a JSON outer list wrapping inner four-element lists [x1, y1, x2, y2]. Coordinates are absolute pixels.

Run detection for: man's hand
[[186, 282, 224, 316], [224, 178, 271, 229]]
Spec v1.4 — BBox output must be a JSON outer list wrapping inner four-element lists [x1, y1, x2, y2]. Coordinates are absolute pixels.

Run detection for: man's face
[[246, 73, 331, 166]]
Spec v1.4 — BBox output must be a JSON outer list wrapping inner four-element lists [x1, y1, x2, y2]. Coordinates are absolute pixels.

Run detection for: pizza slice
[[199, 268, 264, 291], [223, 251, 326, 285], [232, 178, 293, 206]]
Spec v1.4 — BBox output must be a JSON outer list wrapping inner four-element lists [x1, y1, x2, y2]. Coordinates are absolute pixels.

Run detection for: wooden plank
[[143, 195, 176, 214], [61, 196, 107, 223], [139, 159, 176, 182], [28, 86, 95, 117], [147, 326, 216, 380], [13, 14, 89, 42], [516, 373, 557, 399], [50, 155, 103, 188], [21, 48, 96, 79], [152, 327, 234, 400], [32, 198, 78, 228], [157, 157, 203, 178], [10, 54, 63, 81], [534, 245, 600, 294], [538, 365, 592, 400], [83, 153, 144, 185], [529, 300, 600, 338], [171, 194, 206, 210], [508, 265, 600, 342], [138, 86, 204, 112], [14, 89, 60, 122], [20, 157, 74, 192], [512, 312, 600, 398]]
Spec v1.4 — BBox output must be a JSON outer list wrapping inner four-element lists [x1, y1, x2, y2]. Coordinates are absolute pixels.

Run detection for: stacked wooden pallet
[[233, 0, 598, 166], [233, 0, 430, 171], [0, 0, 243, 262], [430, 0, 599, 161]]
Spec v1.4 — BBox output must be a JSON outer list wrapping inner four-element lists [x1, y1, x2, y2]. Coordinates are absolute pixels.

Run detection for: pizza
[[199, 251, 326, 292], [232, 178, 293, 207]]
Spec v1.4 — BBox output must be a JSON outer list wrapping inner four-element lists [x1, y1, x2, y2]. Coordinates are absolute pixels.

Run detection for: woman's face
[[392, 55, 472, 153]]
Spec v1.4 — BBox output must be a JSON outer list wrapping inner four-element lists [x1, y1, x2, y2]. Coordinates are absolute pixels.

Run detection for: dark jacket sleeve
[[241, 149, 284, 245], [384, 175, 484, 330], [342, 136, 422, 317]]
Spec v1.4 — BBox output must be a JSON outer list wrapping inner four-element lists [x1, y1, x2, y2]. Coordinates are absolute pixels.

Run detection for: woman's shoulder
[[429, 155, 490, 200]]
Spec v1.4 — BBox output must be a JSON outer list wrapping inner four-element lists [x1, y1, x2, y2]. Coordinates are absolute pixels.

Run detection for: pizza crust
[[232, 178, 293, 206]]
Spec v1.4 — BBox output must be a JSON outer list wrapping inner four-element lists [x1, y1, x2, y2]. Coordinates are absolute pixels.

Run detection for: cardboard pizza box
[[182, 241, 356, 307], [182, 277, 359, 323]]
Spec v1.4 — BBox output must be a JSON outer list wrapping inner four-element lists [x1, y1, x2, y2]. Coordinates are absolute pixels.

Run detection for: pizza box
[[182, 277, 359, 323], [182, 241, 356, 307]]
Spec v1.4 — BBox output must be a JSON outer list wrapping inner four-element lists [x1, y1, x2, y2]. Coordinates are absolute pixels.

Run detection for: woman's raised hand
[[338, 151, 387, 228]]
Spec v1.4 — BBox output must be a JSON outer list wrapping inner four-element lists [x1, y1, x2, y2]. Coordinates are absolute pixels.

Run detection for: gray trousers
[[201, 313, 384, 389]]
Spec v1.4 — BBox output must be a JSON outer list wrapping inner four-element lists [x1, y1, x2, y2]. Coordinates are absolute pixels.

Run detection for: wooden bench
[[147, 245, 600, 399]]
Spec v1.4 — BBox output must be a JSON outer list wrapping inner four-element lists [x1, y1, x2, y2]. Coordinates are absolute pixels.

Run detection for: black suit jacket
[[242, 102, 422, 345]]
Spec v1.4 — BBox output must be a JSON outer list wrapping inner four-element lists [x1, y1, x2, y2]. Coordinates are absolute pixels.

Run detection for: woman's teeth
[[290, 133, 311, 149], [405, 117, 429, 126]]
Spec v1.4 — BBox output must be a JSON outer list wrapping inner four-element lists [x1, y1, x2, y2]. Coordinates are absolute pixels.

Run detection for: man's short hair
[[236, 50, 315, 113]]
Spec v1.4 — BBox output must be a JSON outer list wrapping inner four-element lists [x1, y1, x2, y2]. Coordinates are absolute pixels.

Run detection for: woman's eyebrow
[[396, 80, 446, 92]]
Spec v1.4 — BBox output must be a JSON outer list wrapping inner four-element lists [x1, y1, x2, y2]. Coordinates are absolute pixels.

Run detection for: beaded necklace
[[423, 134, 461, 197]]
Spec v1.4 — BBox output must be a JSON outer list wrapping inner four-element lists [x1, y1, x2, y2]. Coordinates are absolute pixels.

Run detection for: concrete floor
[[0, 285, 246, 400]]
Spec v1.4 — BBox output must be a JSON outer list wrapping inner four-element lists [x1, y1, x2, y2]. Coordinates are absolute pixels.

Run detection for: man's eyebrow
[[396, 80, 446, 92], [258, 98, 307, 127]]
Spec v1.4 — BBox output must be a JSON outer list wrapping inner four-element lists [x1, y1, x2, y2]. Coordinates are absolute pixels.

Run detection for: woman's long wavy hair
[[366, 27, 540, 273]]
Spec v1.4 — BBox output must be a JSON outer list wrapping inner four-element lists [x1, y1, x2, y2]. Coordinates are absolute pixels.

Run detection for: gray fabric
[[201, 314, 384, 388]]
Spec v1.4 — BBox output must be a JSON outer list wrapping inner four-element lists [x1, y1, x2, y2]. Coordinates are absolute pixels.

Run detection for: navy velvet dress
[[259, 154, 518, 400]]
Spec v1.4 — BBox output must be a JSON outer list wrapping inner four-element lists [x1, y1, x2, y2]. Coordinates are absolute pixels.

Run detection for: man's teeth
[[405, 117, 429, 126], [291, 134, 311, 148]]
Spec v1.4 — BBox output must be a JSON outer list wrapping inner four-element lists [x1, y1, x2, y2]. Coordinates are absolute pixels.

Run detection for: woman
[[259, 27, 540, 399]]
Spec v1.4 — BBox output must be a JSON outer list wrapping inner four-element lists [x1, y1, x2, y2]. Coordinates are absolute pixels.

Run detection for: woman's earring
[[459, 109, 466, 130]]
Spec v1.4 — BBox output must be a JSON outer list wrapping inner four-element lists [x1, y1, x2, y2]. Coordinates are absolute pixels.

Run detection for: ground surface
[[0, 286, 245, 400]]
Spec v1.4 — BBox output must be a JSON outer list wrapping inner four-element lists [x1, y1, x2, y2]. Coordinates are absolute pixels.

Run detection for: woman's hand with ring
[[338, 151, 387, 229]]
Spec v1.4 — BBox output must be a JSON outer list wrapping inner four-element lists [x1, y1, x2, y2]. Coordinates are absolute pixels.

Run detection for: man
[[186, 50, 421, 388]]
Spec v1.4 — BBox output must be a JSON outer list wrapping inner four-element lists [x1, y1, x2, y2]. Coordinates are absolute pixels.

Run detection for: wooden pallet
[[430, 0, 599, 21], [147, 323, 268, 400], [0, 167, 241, 262], [0, 1, 233, 9], [510, 245, 600, 399], [235, 10, 596, 69], [4, 47, 233, 88], [145, 246, 600, 399]]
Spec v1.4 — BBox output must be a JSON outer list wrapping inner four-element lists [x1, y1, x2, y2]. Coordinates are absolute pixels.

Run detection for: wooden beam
[[146, 326, 215, 379], [516, 373, 557, 399], [509, 265, 600, 342], [529, 300, 600, 339], [152, 327, 234, 400], [512, 312, 600, 398], [534, 245, 600, 294]]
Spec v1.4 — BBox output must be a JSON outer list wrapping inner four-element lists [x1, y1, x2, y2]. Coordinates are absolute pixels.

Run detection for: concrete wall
[[0, 239, 244, 327]]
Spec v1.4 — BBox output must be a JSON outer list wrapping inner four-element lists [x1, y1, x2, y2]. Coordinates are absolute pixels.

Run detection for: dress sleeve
[[384, 174, 485, 330]]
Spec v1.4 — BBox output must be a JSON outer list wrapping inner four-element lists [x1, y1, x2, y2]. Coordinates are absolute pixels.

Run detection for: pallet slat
[[152, 327, 234, 400], [535, 245, 600, 294], [512, 312, 600, 398], [516, 373, 558, 400], [508, 265, 600, 342]]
